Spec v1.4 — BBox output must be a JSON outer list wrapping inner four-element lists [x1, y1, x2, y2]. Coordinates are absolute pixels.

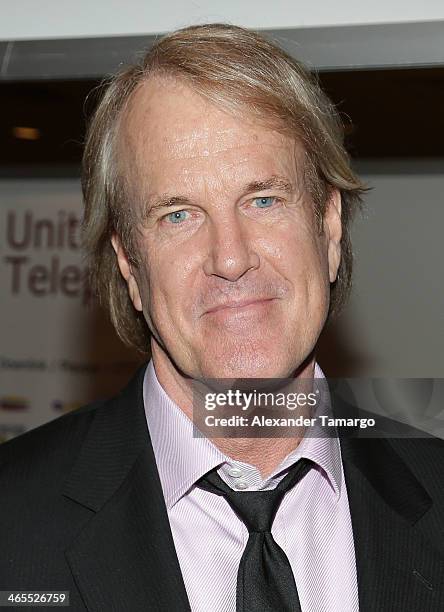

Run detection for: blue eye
[[253, 196, 275, 208], [166, 210, 188, 224]]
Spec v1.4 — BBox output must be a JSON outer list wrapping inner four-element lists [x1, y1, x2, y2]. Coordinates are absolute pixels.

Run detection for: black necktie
[[197, 457, 314, 612]]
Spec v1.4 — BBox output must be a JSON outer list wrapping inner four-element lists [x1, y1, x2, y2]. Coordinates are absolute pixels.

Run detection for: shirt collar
[[143, 360, 343, 509], [272, 362, 343, 499]]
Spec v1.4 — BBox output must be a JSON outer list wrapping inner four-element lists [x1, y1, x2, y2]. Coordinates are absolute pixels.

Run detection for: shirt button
[[235, 480, 248, 490], [228, 467, 243, 478]]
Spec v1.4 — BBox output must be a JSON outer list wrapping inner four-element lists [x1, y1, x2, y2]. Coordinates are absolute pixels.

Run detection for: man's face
[[113, 77, 342, 379]]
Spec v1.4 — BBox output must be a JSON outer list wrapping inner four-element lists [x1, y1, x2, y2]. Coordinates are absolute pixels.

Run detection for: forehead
[[119, 77, 305, 194]]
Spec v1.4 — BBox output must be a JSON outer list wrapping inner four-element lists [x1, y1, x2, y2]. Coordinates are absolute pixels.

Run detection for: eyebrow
[[242, 176, 293, 195], [142, 175, 294, 219]]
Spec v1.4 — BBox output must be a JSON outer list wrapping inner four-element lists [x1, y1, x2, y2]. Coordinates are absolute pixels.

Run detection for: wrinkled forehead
[[117, 76, 308, 201]]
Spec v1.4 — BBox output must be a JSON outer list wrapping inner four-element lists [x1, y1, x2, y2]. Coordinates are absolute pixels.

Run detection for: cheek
[[141, 245, 198, 324], [276, 234, 330, 325], [261, 221, 328, 285]]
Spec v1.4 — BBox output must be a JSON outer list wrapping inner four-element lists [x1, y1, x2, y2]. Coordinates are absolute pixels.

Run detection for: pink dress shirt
[[143, 361, 359, 612]]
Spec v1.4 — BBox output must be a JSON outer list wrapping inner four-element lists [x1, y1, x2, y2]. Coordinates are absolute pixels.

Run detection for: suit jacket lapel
[[62, 365, 191, 612], [339, 432, 444, 611]]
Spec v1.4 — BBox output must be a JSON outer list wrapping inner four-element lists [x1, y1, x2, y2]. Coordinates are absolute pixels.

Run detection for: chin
[[198, 349, 299, 380]]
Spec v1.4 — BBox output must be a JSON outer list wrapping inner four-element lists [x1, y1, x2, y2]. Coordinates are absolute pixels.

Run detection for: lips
[[205, 297, 275, 315]]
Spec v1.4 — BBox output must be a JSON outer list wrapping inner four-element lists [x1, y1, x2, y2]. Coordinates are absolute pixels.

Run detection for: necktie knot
[[198, 458, 314, 533]]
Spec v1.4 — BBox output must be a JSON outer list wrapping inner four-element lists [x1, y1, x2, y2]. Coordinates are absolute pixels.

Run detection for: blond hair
[[82, 23, 366, 353]]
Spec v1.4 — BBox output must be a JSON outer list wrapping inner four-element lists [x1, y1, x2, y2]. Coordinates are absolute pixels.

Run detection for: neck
[[151, 341, 316, 479]]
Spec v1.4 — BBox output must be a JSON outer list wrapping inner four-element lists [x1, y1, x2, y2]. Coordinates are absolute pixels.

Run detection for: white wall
[[1, 0, 444, 41], [318, 164, 444, 378]]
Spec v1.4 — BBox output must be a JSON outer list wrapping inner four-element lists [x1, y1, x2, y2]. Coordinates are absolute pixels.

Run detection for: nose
[[203, 213, 260, 281]]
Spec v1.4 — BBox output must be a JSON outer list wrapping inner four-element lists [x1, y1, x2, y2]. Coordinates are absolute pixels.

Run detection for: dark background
[[1, 67, 443, 175]]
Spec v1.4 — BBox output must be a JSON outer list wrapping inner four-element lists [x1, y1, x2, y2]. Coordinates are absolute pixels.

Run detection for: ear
[[111, 234, 143, 312], [323, 188, 342, 283]]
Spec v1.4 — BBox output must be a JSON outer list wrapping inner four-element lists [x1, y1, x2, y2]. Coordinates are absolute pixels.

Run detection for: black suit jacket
[[1, 364, 444, 611]]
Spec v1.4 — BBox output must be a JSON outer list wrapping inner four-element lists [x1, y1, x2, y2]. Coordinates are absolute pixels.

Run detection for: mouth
[[204, 297, 277, 315]]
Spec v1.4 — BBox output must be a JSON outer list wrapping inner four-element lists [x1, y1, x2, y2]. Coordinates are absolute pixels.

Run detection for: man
[[1, 23, 443, 612]]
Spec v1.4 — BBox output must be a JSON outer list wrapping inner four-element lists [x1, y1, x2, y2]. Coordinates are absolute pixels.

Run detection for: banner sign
[[0, 179, 142, 443]]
